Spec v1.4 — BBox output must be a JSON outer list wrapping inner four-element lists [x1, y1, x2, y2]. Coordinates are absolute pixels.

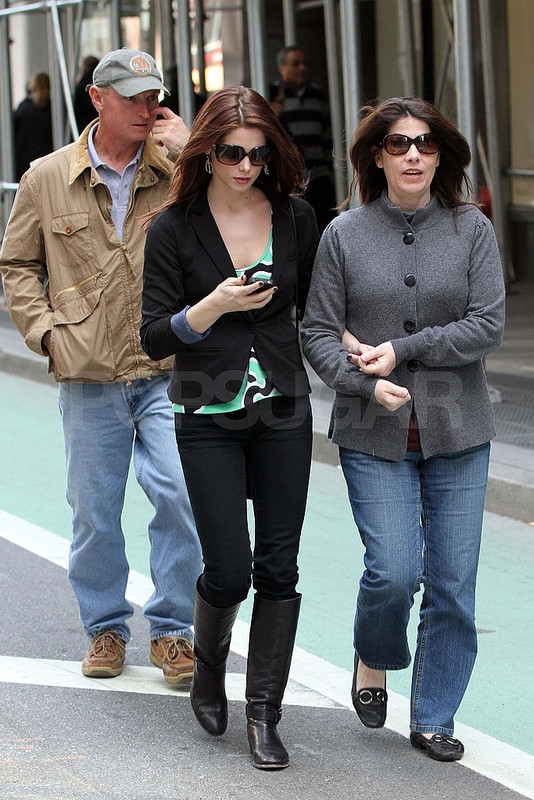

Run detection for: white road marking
[[1, 508, 533, 798], [0, 657, 339, 707]]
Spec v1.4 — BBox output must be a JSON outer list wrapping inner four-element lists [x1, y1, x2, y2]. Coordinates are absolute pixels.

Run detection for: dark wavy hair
[[157, 85, 306, 215], [345, 96, 472, 210]]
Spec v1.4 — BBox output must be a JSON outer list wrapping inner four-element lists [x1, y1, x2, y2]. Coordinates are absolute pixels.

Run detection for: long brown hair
[[156, 86, 306, 215], [345, 96, 472, 210]]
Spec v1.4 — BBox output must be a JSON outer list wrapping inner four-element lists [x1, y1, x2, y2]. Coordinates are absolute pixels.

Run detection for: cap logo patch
[[130, 55, 152, 75]]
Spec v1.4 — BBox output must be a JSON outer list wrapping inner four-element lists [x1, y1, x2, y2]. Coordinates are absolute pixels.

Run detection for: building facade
[[0, 0, 532, 283]]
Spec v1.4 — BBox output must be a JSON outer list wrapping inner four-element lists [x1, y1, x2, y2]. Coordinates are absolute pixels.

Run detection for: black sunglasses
[[212, 143, 272, 166], [379, 133, 441, 155]]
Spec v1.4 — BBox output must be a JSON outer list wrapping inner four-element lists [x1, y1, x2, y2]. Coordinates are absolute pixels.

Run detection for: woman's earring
[[205, 152, 213, 174], [263, 164, 269, 175]]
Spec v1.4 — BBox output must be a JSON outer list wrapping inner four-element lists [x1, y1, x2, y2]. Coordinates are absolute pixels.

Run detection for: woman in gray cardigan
[[301, 97, 505, 761]]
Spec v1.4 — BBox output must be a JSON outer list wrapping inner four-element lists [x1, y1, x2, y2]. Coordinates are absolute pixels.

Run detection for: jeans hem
[[358, 662, 410, 671], [410, 725, 455, 737], [150, 629, 193, 642], [85, 627, 130, 643], [355, 651, 410, 671]]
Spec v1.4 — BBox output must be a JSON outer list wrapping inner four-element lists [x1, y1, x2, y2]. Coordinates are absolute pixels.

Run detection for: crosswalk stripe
[[1, 508, 533, 799], [0, 656, 339, 707]]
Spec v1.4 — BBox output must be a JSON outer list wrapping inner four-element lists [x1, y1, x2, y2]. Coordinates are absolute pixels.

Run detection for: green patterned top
[[173, 227, 282, 415]]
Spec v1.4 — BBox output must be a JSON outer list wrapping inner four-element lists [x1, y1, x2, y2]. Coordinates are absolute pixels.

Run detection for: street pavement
[[1, 503, 532, 800], [1, 283, 534, 799]]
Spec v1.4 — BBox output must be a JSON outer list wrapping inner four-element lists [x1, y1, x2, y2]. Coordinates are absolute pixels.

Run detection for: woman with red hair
[[141, 86, 319, 770]]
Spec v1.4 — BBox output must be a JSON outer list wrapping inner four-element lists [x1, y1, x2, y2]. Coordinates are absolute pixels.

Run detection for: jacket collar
[[68, 121, 173, 186], [375, 190, 444, 230]]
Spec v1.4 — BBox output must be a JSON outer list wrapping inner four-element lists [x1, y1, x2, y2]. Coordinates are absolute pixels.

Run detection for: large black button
[[403, 231, 415, 245], [404, 319, 416, 333], [407, 359, 420, 372], [404, 274, 416, 286]]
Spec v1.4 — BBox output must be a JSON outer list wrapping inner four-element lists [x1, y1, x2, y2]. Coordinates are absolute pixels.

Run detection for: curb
[[0, 345, 55, 386]]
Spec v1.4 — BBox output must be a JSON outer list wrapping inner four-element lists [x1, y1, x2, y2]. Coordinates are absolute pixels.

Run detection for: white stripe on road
[[0, 657, 338, 707], [1, 509, 533, 799]]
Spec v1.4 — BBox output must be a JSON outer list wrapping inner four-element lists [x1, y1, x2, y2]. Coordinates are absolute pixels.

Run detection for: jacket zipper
[[53, 272, 102, 303]]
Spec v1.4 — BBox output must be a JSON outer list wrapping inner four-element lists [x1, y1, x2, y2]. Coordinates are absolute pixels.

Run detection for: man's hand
[[374, 379, 411, 411], [152, 106, 189, 149], [42, 330, 51, 356], [270, 87, 285, 117]]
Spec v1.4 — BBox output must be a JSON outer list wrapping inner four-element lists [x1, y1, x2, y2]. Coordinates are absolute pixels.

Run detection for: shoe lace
[[91, 631, 123, 656], [164, 637, 192, 664]]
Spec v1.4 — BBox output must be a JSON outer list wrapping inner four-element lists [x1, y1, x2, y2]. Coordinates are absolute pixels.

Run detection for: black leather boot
[[245, 594, 301, 769], [190, 587, 240, 736]]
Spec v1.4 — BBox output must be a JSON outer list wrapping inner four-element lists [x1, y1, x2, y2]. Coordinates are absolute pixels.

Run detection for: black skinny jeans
[[175, 394, 312, 608]]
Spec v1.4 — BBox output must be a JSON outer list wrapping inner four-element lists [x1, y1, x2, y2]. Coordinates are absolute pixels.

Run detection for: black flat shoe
[[351, 655, 387, 728], [410, 731, 464, 762]]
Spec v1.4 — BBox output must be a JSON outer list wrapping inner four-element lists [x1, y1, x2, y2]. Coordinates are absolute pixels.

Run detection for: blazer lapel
[[248, 197, 294, 322], [188, 190, 236, 281], [270, 198, 293, 289], [187, 192, 295, 304]]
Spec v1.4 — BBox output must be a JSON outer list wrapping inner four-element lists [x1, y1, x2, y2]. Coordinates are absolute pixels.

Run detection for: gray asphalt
[[0, 537, 527, 800]]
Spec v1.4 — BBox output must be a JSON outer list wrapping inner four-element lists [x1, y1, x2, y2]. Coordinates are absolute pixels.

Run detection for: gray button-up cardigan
[[301, 192, 506, 461]]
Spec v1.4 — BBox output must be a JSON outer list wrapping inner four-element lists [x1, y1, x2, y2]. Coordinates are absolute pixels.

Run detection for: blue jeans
[[58, 376, 202, 643], [339, 443, 490, 735]]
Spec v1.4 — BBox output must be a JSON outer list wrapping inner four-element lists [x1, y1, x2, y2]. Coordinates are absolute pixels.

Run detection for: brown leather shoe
[[82, 631, 126, 678], [150, 635, 194, 686]]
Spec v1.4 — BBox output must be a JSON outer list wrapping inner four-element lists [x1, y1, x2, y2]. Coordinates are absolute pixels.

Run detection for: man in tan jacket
[[0, 49, 202, 683]]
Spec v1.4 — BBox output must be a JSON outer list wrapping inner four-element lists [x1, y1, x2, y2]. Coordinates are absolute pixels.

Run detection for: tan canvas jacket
[[0, 122, 180, 382]]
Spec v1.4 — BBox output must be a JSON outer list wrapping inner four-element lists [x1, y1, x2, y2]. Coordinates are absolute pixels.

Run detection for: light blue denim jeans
[[58, 376, 202, 643], [339, 442, 490, 735]]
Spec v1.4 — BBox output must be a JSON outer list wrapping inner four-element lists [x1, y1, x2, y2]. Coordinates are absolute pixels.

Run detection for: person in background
[[270, 45, 336, 233], [141, 86, 319, 770], [73, 55, 99, 132], [301, 96, 505, 761], [159, 64, 206, 118], [1, 48, 202, 686], [14, 72, 54, 181]]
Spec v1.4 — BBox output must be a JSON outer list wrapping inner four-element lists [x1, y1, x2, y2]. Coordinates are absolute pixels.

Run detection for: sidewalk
[[1, 281, 534, 521]]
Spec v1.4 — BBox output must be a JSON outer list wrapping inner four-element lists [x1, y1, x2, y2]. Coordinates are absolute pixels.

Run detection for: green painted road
[[2, 370, 533, 756]]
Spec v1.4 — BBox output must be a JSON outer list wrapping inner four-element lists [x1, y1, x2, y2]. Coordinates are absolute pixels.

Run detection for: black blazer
[[141, 189, 319, 407]]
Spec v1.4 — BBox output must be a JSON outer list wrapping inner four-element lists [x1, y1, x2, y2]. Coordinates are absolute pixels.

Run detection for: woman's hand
[[343, 329, 373, 358], [356, 341, 396, 376], [374, 379, 411, 411], [185, 275, 277, 334], [210, 275, 277, 313]]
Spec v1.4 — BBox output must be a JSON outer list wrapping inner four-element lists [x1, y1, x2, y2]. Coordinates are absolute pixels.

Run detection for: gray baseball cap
[[91, 48, 170, 96]]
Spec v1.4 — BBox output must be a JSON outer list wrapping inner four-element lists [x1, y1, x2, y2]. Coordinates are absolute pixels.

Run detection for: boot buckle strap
[[246, 704, 282, 724]]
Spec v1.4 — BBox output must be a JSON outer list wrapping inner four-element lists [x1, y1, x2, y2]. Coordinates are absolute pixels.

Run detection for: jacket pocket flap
[[53, 283, 104, 325], [52, 212, 89, 236]]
